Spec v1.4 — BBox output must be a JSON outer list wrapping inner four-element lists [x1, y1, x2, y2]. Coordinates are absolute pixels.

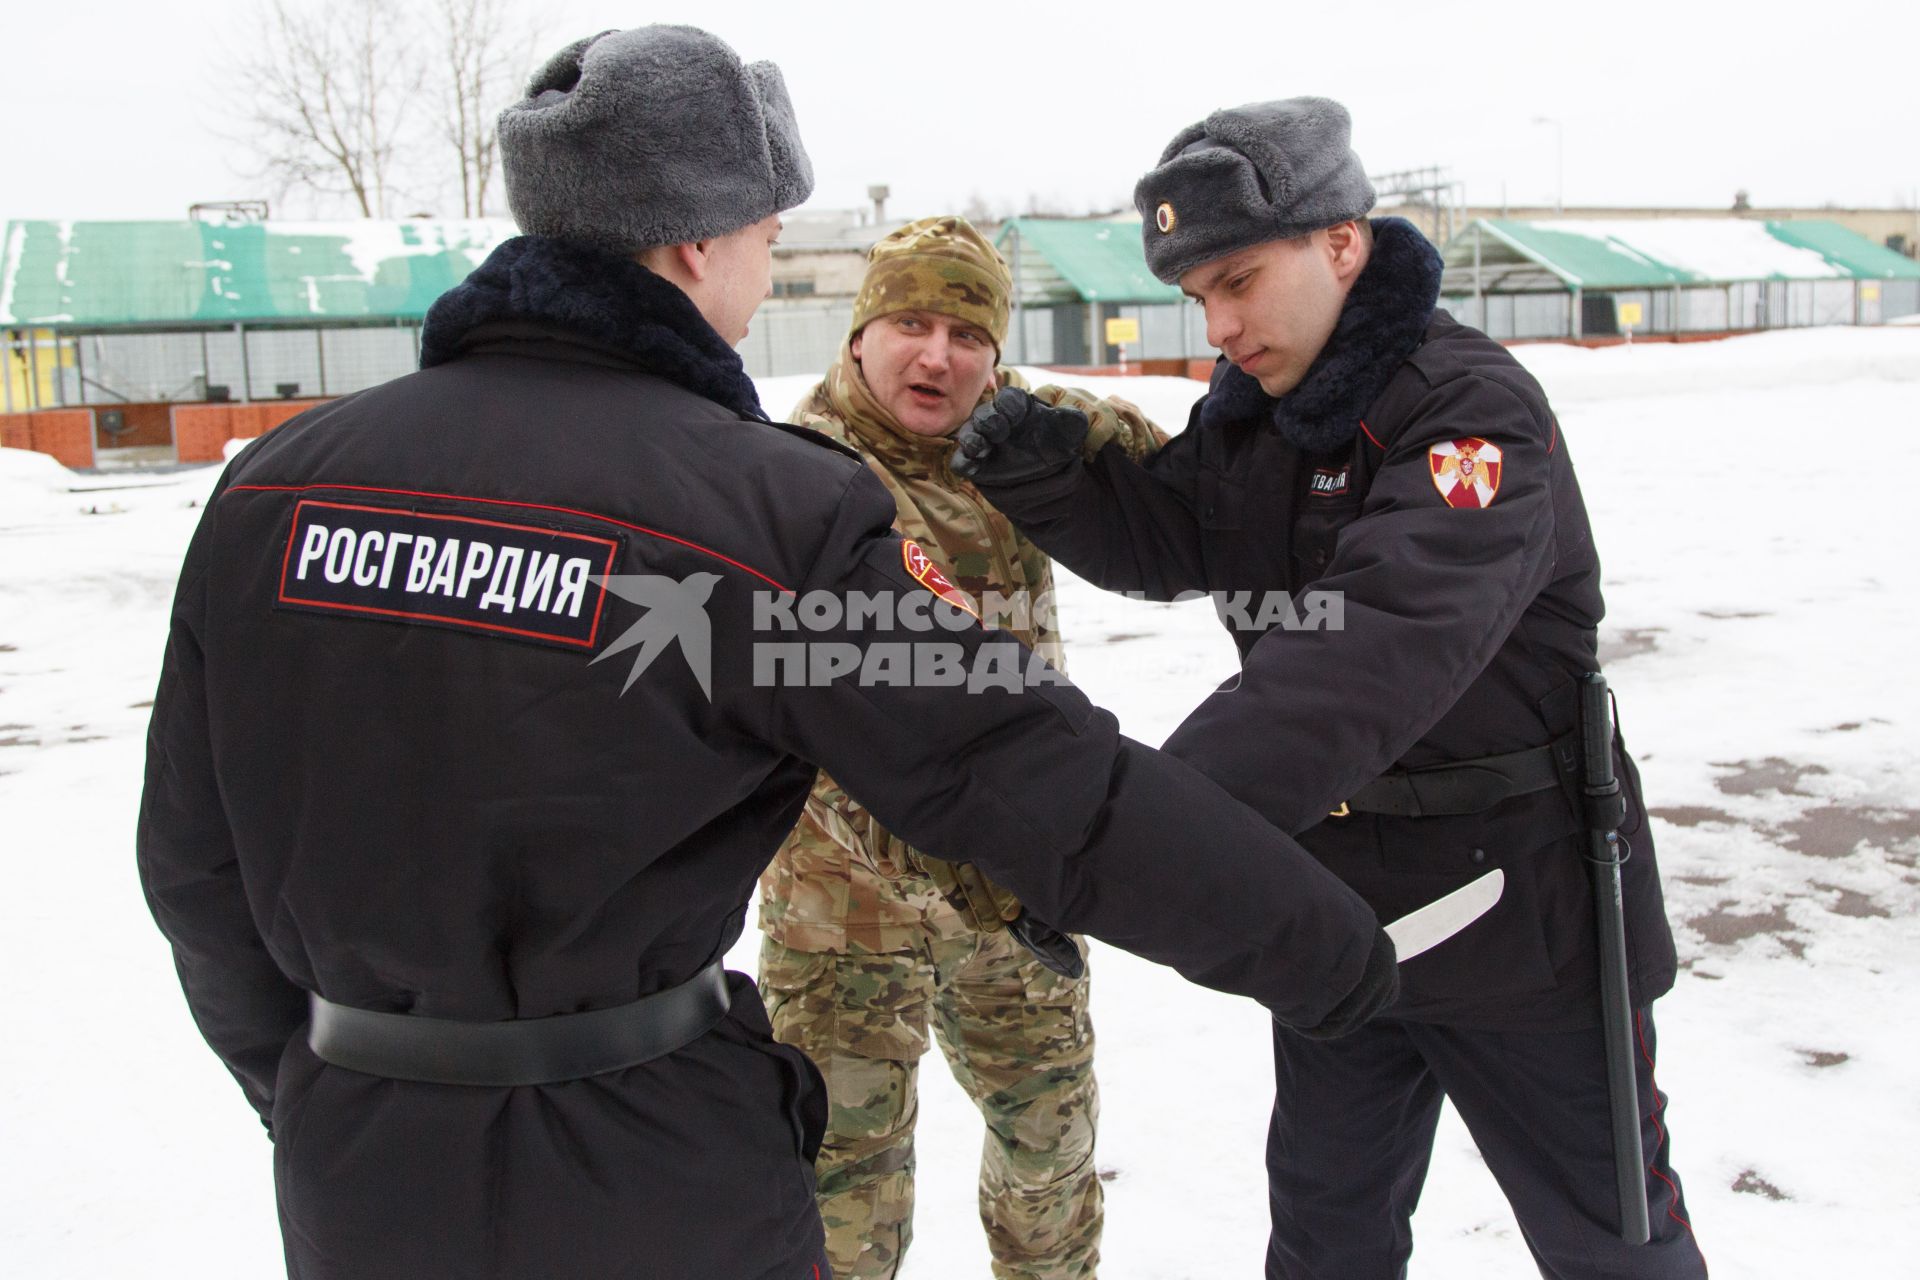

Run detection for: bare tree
[[431, 0, 535, 218], [234, 0, 424, 217]]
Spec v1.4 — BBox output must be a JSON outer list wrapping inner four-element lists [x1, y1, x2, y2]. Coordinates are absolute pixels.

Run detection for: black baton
[[1580, 672, 1650, 1244]]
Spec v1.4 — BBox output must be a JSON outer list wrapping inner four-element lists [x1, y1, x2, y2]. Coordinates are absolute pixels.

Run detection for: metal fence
[[41, 309, 853, 405], [33, 278, 1911, 409], [1442, 278, 1920, 341], [736, 302, 854, 379], [742, 300, 1219, 373], [49, 325, 423, 406]]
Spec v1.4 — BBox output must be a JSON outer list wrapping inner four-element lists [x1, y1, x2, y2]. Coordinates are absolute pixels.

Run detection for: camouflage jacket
[[758, 344, 1167, 953]]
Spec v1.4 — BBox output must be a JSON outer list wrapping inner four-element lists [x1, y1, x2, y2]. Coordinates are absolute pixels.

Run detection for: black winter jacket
[[974, 220, 1677, 1031], [137, 236, 1383, 1279]]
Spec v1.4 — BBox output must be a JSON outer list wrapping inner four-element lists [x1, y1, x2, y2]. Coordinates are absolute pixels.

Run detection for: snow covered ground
[[2, 326, 1916, 1277]]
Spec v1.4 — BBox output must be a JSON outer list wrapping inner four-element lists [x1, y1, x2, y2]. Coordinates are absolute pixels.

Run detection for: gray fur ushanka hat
[[1134, 96, 1375, 283], [499, 25, 814, 253]]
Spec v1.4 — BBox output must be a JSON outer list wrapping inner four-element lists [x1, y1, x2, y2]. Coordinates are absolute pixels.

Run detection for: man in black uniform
[[135, 32, 1397, 1280], [955, 99, 1708, 1279]]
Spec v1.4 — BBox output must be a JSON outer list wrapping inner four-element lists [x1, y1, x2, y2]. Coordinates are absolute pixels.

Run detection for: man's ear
[[1324, 221, 1367, 283], [675, 240, 712, 283], [849, 329, 864, 362]]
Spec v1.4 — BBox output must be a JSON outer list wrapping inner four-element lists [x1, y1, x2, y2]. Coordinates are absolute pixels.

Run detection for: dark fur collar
[[420, 235, 766, 420], [1198, 217, 1443, 453]]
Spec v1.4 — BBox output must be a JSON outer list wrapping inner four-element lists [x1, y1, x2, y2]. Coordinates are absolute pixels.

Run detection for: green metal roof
[[1474, 221, 1694, 288], [994, 218, 1182, 305], [1440, 217, 1920, 292], [0, 219, 517, 329], [1762, 220, 1920, 279]]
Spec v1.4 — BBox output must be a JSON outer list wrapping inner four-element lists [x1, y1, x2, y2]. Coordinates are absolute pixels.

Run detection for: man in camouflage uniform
[[758, 216, 1164, 1280]]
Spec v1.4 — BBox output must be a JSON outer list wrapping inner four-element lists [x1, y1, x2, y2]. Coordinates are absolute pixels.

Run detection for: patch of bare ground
[[1809, 883, 1891, 919], [1781, 806, 1920, 861], [1686, 901, 1805, 958], [1650, 806, 1739, 828], [1710, 758, 1828, 797]]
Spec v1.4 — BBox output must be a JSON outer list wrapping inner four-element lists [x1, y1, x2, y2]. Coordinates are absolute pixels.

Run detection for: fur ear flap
[[525, 33, 607, 98], [1204, 100, 1348, 214], [746, 61, 813, 213], [1203, 106, 1293, 209], [1156, 119, 1214, 165], [744, 63, 814, 213]]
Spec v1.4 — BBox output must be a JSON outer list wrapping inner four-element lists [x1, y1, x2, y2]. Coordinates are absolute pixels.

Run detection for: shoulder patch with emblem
[[901, 539, 979, 618], [1429, 438, 1504, 508]]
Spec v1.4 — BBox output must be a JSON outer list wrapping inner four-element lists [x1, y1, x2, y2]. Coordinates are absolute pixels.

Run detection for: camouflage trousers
[[759, 930, 1101, 1280]]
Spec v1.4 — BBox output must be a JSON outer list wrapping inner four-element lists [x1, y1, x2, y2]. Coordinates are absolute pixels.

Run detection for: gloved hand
[[951, 387, 1090, 484], [1288, 927, 1398, 1040], [1007, 908, 1087, 980]]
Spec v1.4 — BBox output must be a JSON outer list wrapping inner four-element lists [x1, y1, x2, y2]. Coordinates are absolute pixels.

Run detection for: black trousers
[[1266, 1006, 1707, 1279]]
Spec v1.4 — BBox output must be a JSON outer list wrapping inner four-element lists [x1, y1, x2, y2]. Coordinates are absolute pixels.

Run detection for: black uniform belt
[[1337, 738, 1569, 819], [307, 958, 731, 1087]]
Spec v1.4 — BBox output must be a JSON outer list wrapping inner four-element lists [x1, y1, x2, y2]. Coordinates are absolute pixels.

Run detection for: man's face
[[850, 309, 998, 437], [1179, 228, 1352, 397], [703, 214, 782, 346]]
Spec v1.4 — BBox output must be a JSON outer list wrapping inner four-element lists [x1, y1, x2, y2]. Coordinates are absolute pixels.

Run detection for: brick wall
[[172, 400, 329, 463], [0, 410, 97, 469]]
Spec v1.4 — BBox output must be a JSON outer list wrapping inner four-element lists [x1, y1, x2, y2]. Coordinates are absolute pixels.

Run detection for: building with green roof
[[1440, 218, 1920, 340], [995, 217, 1198, 366], [1, 217, 517, 417]]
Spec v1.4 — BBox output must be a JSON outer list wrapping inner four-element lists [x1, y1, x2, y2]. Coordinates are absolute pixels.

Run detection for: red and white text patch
[[276, 499, 619, 649]]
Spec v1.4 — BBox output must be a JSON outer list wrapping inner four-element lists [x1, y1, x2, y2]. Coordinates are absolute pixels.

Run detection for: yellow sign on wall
[[1616, 302, 1644, 328], [1104, 317, 1140, 345]]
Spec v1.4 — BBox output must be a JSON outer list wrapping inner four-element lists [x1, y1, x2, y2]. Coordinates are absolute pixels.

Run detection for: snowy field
[[2, 326, 1917, 1276]]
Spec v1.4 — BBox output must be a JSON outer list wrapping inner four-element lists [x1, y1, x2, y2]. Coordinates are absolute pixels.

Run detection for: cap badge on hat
[[1155, 202, 1177, 234]]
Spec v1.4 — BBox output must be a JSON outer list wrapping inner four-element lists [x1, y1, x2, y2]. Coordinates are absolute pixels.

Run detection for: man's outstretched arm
[[747, 468, 1395, 1033], [955, 387, 1213, 601]]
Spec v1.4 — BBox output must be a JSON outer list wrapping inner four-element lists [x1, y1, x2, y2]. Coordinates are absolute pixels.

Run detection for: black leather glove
[[1288, 927, 1398, 1040], [1007, 908, 1087, 979], [950, 387, 1090, 484]]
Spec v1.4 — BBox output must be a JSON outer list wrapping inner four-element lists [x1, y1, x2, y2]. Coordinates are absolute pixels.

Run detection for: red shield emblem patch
[[901, 539, 979, 618], [1429, 438, 1504, 508]]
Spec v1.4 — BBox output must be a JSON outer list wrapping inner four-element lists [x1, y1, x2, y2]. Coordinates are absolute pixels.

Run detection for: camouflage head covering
[[851, 215, 1012, 351]]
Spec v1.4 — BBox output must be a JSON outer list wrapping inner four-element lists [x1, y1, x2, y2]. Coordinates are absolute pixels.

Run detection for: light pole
[[1532, 116, 1564, 215]]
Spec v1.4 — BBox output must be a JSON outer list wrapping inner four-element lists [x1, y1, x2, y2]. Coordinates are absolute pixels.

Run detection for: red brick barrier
[[173, 400, 329, 463], [170, 405, 236, 464], [0, 410, 97, 469]]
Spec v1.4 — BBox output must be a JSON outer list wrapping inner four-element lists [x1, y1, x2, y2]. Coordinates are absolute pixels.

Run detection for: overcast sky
[[7, 0, 1917, 226]]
